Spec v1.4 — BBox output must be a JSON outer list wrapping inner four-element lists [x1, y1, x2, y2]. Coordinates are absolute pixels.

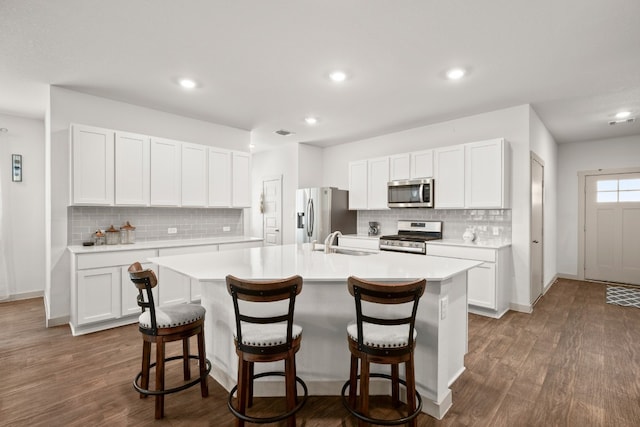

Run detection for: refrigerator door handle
[[307, 198, 314, 237]]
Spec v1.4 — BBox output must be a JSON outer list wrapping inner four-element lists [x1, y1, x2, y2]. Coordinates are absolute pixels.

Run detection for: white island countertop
[[148, 243, 481, 282]]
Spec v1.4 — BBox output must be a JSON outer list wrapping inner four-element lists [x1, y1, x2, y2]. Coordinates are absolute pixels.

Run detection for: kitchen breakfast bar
[[149, 244, 481, 419]]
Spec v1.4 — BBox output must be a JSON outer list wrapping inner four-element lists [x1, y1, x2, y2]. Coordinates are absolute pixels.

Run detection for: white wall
[[250, 144, 299, 244], [322, 104, 536, 308], [529, 107, 558, 291], [298, 144, 324, 189], [47, 86, 251, 322], [0, 113, 46, 299], [557, 134, 640, 276]]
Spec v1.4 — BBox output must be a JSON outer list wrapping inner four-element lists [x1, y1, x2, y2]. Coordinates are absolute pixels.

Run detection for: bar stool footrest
[[133, 355, 211, 396], [341, 372, 423, 426], [228, 371, 309, 424]]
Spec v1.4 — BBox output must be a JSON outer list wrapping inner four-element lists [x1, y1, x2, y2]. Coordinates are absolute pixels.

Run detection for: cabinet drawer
[[426, 244, 495, 262], [159, 244, 219, 256], [77, 249, 158, 270]]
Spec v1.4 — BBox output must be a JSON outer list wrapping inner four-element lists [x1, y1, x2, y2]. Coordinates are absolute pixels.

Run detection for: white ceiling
[[1, 0, 639, 151]]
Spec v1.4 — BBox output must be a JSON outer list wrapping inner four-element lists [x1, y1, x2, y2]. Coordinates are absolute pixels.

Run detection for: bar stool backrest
[[128, 262, 159, 335], [226, 275, 303, 356], [347, 276, 426, 356]]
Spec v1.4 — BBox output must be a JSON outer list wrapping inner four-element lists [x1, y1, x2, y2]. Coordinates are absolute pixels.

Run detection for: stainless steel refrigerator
[[296, 187, 357, 244]]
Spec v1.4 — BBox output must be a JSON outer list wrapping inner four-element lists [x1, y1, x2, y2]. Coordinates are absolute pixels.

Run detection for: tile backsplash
[[358, 209, 511, 242], [69, 206, 243, 245]]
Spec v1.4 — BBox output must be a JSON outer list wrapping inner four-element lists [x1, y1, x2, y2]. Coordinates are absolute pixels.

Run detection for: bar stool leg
[[406, 355, 417, 427], [247, 362, 254, 407], [285, 352, 297, 427], [197, 330, 209, 397], [391, 364, 400, 406], [183, 338, 191, 381], [235, 357, 249, 427], [140, 341, 151, 399], [359, 358, 370, 427], [155, 341, 165, 419], [349, 354, 358, 407]]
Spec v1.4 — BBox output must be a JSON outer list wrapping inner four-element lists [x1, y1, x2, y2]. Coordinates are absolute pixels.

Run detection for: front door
[[262, 176, 282, 246], [585, 172, 640, 284]]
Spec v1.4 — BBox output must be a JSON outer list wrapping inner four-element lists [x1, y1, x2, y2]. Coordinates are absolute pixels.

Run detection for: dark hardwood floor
[[1, 278, 639, 426]]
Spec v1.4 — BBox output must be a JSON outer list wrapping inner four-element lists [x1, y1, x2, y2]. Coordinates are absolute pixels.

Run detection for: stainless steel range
[[379, 220, 443, 254]]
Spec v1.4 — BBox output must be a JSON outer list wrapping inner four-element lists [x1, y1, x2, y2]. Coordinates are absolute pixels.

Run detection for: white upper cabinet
[[181, 142, 208, 207], [72, 124, 115, 205], [348, 157, 390, 210], [465, 138, 511, 208], [410, 149, 433, 179], [115, 131, 150, 206], [389, 154, 410, 181], [368, 156, 390, 210], [348, 160, 368, 210], [208, 148, 232, 207], [231, 151, 251, 208], [150, 138, 182, 206], [434, 145, 465, 208]]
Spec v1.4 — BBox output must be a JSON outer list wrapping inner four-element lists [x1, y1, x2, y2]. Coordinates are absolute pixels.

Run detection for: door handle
[[533, 240, 539, 243], [275, 229, 280, 232]]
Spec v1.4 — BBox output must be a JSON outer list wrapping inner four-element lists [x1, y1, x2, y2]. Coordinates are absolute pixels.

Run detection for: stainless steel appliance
[[296, 187, 356, 244], [387, 178, 434, 208], [379, 220, 442, 254]]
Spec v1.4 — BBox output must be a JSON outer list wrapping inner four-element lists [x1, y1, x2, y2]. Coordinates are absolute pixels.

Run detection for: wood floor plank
[[2, 278, 640, 426]]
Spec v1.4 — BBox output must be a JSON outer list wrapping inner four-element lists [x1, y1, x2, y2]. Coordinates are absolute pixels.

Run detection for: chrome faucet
[[324, 231, 342, 253]]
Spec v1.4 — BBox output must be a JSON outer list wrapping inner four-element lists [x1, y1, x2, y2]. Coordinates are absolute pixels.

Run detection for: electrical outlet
[[167, 227, 177, 234], [440, 296, 448, 320], [223, 226, 231, 232]]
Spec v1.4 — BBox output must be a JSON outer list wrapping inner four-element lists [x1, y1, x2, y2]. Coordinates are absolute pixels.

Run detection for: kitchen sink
[[332, 248, 375, 256]]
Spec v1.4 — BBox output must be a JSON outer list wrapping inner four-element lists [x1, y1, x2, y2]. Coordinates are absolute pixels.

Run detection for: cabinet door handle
[[533, 240, 539, 243]]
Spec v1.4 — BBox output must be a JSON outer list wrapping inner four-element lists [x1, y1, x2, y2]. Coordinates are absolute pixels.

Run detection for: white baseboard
[[47, 315, 70, 328], [509, 302, 533, 313], [557, 273, 579, 281], [0, 290, 44, 302]]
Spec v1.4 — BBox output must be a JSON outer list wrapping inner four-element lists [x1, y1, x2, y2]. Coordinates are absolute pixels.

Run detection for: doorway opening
[[530, 153, 544, 306]]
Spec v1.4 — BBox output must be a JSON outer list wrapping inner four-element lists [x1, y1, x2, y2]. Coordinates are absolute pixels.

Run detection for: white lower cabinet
[[77, 267, 121, 325], [426, 243, 511, 318]]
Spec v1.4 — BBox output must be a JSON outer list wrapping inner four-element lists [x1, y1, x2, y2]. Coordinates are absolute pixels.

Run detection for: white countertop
[[149, 243, 481, 282], [68, 236, 263, 254], [427, 239, 512, 249]]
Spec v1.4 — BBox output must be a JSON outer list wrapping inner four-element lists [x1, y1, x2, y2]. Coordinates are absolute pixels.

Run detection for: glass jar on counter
[[120, 221, 136, 244], [93, 229, 106, 246], [105, 225, 120, 245]]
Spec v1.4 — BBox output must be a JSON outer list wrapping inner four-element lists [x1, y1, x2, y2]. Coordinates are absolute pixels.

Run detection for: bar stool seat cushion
[[139, 304, 206, 329], [235, 323, 303, 347], [347, 322, 418, 348]]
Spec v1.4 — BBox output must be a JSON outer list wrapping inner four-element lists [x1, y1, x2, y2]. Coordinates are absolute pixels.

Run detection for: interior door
[[530, 156, 544, 304], [585, 173, 640, 284], [262, 176, 282, 245]]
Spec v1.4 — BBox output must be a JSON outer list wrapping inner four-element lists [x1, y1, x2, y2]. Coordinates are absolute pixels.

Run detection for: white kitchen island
[[149, 244, 480, 419]]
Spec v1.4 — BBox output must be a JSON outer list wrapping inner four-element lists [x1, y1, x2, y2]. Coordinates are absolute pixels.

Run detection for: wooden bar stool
[[128, 262, 211, 419], [341, 276, 426, 427], [226, 274, 308, 427]]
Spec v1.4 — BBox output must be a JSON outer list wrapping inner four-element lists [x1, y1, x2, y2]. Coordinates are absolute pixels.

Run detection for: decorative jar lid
[[94, 229, 105, 237], [120, 221, 136, 230], [106, 225, 119, 233]]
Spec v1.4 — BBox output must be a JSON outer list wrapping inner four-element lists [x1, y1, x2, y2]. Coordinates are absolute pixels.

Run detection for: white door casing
[[262, 176, 282, 245], [530, 154, 544, 304], [584, 172, 640, 285]]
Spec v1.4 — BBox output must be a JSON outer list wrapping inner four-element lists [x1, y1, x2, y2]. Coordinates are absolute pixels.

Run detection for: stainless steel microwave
[[387, 178, 434, 208]]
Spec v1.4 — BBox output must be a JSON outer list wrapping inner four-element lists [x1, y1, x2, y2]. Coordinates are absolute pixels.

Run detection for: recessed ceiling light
[[305, 116, 318, 125], [329, 70, 347, 83], [615, 111, 631, 119], [249, 144, 255, 150], [178, 78, 197, 89], [446, 68, 466, 80]]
